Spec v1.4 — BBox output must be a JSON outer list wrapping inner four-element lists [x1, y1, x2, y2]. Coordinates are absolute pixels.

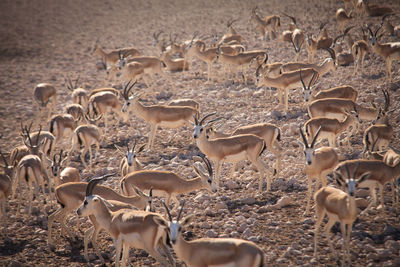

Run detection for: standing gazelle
[[33, 83, 57, 122], [314, 164, 370, 266], [121, 81, 198, 150], [154, 201, 265, 267], [193, 113, 271, 192], [76, 176, 174, 267], [298, 126, 339, 214]]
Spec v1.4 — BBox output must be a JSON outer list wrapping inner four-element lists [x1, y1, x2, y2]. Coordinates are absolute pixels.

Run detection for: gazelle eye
[[207, 179, 212, 184], [200, 128, 203, 132]]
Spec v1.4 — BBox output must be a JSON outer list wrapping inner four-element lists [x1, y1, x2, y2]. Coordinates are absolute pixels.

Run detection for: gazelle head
[[115, 139, 145, 167], [366, 23, 383, 46], [299, 125, 322, 165], [153, 30, 164, 47], [299, 69, 318, 102], [76, 173, 116, 216], [255, 55, 268, 86], [0, 149, 14, 178], [154, 201, 193, 245], [121, 81, 139, 113], [193, 155, 217, 193], [334, 163, 370, 197], [323, 47, 337, 70], [51, 150, 64, 177], [192, 113, 223, 139], [373, 89, 391, 124], [65, 75, 80, 92]]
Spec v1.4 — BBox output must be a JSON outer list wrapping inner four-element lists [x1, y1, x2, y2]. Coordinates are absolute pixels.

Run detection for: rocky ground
[[0, 0, 399, 266]]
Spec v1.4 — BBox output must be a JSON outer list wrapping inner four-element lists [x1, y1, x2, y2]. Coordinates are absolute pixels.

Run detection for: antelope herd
[[1, 1, 400, 266]]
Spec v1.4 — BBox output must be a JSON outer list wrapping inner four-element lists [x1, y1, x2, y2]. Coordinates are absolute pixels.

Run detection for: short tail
[[276, 128, 281, 142], [49, 119, 55, 134], [77, 132, 83, 147]]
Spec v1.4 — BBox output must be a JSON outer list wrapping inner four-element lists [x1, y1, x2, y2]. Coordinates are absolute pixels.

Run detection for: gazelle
[[65, 76, 88, 107], [76, 176, 174, 267], [314, 164, 370, 266], [219, 19, 243, 45], [65, 103, 85, 122], [93, 42, 141, 66], [121, 81, 198, 150], [21, 124, 56, 161], [250, 7, 280, 40], [304, 112, 361, 147], [298, 127, 339, 214], [33, 83, 57, 122], [0, 150, 15, 181], [120, 155, 217, 207], [291, 28, 305, 61], [280, 13, 297, 43], [336, 8, 353, 33], [207, 122, 282, 175], [256, 66, 319, 112], [66, 113, 102, 170], [334, 157, 400, 214], [154, 201, 265, 267], [0, 172, 11, 231], [47, 173, 151, 243], [49, 113, 78, 147], [88, 87, 120, 98], [168, 98, 200, 111], [358, 0, 394, 17], [352, 39, 369, 74], [12, 125, 49, 215], [9, 145, 30, 168], [87, 88, 129, 136], [114, 139, 145, 177], [308, 97, 385, 122], [382, 14, 400, 37], [367, 24, 400, 83], [160, 50, 188, 72], [153, 30, 168, 53], [118, 53, 173, 89], [50, 150, 80, 187], [193, 113, 271, 192]]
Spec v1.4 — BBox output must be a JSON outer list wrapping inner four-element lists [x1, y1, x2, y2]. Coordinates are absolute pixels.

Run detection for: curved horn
[[256, 63, 263, 77], [74, 75, 80, 89], [352, 162, 360, 179], [323, 47, 336, 60], [299, 69, 307, 90], [382, 89, 390, 111], [177, 200, 185, 221], [66, 75, 74, 91], [85, 173, 116, 196], [299, 126, 309, 148], [132, 138, 137, 151], [282, 12, 296, 25], [161, 200, 173, 222], [200, 154, 213, 176], [199, 112, 217, 125], [310, 126, 322, 148]]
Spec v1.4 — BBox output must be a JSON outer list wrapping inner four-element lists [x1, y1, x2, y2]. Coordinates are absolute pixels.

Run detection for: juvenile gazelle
[[33, 83, 57, 122], [298, 127, 339, 214], [49, 113, 78, 147], [76, 176, 174, 267], [256, 66, 319, 112], [154, 201, 265, 267], [352, 39, 369, 74], [193, 113, 271, 192], [47, 173, 151, 246], [65, 76, 88, 107], [367, 24, 400, 82], [207, 122, 282, 175], [87, 87, 129, 135], [250, 7, 280, 40], [314, 164, 370, 266], [66, 113, 102, 170], [121, 81, 198, 150], [121, 155, 216, 207], [115, 139, 145, 177], [93, 42, 141, 66], [304, 111, 361, 147]]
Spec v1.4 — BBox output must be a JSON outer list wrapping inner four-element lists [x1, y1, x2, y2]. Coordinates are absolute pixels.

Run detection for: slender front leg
[[285, 88, 289, 113], [305, 176, 312, 214], [215, 160, 222, 189]]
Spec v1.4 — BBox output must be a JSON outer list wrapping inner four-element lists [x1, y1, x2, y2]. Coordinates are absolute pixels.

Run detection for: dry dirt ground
[[0, 0, 400, 266]]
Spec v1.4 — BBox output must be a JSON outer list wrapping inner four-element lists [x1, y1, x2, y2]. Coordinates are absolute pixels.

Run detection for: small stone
[[200, 222, 211, 229], [356, 198, 369, 209], [205, 229, 217, 238], [276, 196, 292, 208], [238, 223, 248, 233], [226, 180, 239, 190], [215, 202, 227, 210], [356, 189, 370, 198], [241, 197, 256, 205]]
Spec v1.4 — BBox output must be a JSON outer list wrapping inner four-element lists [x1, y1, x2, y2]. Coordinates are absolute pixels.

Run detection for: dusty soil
[[0, 0, 399, 266]]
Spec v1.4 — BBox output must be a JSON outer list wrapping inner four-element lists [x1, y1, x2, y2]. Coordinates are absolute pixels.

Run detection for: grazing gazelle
[[114, 139, 145, 177], [76, 176, 175, 267], [120, 155, 217, 207], [49, 113, 78, 147], [298, 126, 339, 214], [65, 76, 88, 107], [121, 81, 198, 150], [154, 201, 265, 267], [33, 83, 57, 122], [193, 113, 271, 192], [314, 164, 370, 266]]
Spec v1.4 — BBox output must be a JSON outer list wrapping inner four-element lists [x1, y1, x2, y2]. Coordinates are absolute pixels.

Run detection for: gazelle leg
[[80, 147, 89, 170], [121, 243, 130, 267], [314, 208, 325, 258], [378, 184, 385, 212], [149, 125, 158, 150], [88, 144, 93, 170], [324, 217, 338, 256], [215, 160, 222, 189], [284, 88, 289, 112], [114, 238, 123, 267], [305, 176, 312, 214]]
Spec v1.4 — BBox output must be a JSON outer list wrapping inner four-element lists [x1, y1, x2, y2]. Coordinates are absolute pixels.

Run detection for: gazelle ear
[[180, 214, 195, 226], [136, 144, 146, 154], [132, 186, 146, 197]]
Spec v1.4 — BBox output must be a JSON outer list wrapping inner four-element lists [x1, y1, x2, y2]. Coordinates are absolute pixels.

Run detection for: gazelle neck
[[130, 98, 149, 120], [357, 105, 378, 120], [177, 177, 203, 193], [195, 132, 215, 158], [94, 199, 114, 233], [318, 58, 334, 76], [173, 232, 193, 263]]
